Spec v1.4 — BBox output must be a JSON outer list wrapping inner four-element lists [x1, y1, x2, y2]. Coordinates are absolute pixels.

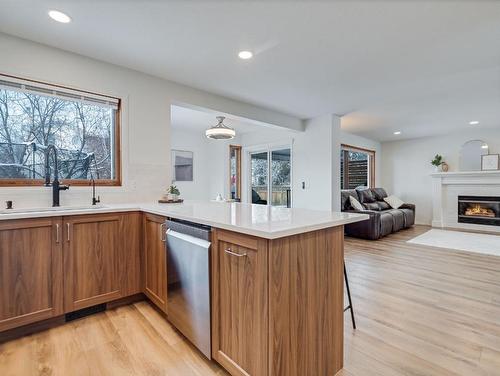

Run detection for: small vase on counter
[[163, 184, 181, 202]]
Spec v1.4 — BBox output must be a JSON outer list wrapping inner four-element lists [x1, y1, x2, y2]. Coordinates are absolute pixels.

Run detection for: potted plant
[[167, 184, 180, 201], [431, 154, 445, 172]]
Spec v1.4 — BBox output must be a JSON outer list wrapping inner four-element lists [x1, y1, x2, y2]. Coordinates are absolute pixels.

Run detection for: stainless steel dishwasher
[[166, 219, 212, 359]]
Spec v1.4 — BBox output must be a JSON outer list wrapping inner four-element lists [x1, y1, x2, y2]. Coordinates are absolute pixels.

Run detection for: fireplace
[[458, 196, 500, 226]]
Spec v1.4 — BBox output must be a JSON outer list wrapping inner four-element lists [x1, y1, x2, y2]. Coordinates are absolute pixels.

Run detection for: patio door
[[249, 146, 292, 207]]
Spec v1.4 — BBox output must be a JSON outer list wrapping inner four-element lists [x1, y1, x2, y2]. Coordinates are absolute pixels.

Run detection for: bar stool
[[344, 262, 356, 329]]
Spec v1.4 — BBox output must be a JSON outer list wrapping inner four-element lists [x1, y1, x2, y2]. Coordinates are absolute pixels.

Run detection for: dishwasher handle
[[166, 219, 211, 241], [166, 228, 211, 249]]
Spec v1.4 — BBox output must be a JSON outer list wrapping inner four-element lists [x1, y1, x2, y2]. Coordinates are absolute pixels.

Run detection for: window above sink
[[0, 74, 121, 187]]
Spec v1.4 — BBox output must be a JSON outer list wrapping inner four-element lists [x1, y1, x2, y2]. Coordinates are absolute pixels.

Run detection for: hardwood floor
[[342, 225, 500, 376], [1, 225, 500, 376], [0, 301, 227, 376]]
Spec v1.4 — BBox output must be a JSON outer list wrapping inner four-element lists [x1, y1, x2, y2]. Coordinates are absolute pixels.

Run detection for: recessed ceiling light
[[482, 144, 488, 149], [469, 121, 479, 125], [238, 51, 253, 60], [393, 131, 401, 135], [48, 10, 71, 23]]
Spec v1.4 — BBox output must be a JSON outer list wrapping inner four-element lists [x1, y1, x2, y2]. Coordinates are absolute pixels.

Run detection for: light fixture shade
[[206, 116, 236, 140]]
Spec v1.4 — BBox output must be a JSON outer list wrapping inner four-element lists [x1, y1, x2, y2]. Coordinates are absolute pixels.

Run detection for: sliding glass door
[[249, 147, 291, 207], [270, 149, 291, 207], [250, 151, 269, 204]]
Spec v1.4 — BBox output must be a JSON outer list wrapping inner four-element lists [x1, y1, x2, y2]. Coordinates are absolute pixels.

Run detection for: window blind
[[0, 74, 119, 110]]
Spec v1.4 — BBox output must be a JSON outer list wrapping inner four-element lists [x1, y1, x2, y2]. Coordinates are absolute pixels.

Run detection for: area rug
[[407, 229, 500, 256]]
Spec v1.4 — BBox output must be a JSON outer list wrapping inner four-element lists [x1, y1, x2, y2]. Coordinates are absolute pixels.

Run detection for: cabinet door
[[142, 213, 167, 312], [0, 218, 63, 332], [63, 214, 121, 312], [120, 212, 142, 297], [212, 229, 268, 376]]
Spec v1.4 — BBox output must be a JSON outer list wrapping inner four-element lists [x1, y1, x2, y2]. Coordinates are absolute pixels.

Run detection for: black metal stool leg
[[344, 263, 356, 329]]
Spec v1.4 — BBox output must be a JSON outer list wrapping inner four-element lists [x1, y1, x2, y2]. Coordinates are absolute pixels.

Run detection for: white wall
[[170, 128, 235, 201], [340, 130, 382, 187], [238, 115, 342, 211], [0, 32, 301, 208], [381, 128, 500, 225]]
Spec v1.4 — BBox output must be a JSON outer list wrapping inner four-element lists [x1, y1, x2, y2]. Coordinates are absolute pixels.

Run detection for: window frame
[[229, 144, 242, 200], [341, 144, 375, 188], [0, 73, 122, 187]]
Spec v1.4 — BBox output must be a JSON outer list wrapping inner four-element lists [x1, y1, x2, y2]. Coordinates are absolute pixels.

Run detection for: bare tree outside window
[[0, 87, 117, 183]]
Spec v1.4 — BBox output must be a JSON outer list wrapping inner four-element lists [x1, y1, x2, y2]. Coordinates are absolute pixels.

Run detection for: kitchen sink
[[0, 205, 109, 215]]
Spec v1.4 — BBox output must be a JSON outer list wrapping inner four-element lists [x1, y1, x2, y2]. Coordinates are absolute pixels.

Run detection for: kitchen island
[[0, 201, 367, 375]]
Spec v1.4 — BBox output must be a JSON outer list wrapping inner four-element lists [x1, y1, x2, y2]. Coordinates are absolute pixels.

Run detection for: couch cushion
[[357, 188, 376, 203], [363, 202, 380, 211], [400, 208, 415, 227], [341, 189, 359, 210], [376, 201, 391, 211], [387, 209, 405, 231], [379, 212, 394, 236], [371, 188, 388, 201]]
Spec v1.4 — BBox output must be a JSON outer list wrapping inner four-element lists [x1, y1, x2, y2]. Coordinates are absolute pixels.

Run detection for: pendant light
[[206, 116, 235, 140]]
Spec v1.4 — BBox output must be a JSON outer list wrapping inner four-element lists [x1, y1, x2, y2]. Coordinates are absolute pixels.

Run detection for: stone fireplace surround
[[431, 171, 500, 233]]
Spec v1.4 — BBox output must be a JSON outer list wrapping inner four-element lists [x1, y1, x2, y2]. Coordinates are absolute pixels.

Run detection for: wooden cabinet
[[211, 229, 268, 376], [63, 214, 122, 312], [120, 212, 142, 297], [142, 213, 167, 312], [0, 212, 142, 333], [212, 227, 344, 376], [0, 218, 63, 332]]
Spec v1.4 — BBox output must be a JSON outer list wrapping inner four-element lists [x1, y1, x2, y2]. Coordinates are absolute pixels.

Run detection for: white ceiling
[[171, 105, 267, 134], [1, 0, 499, 141]]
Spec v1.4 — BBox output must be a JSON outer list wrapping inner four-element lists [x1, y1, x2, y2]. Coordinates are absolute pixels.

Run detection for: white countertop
[[0, 201, 368, 239]]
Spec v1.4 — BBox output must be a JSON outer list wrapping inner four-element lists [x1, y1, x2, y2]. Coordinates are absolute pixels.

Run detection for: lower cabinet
[[142, 213, 167, 312], [211, 229, 269, 376], [0, 212, 142, 333], [0, 218, 63, 332], [63, 214, 122, 312]]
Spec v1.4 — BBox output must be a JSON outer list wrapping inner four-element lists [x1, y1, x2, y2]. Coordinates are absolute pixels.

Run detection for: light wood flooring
[[1, 225, 500, 376]]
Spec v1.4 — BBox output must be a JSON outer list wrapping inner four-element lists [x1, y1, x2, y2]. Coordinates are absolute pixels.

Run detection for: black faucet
[[91, 179, 100, 206], [44, 145, 69, 207]]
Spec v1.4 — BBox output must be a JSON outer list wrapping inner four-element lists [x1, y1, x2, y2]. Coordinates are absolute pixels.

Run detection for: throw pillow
[[356, 188, 376, 203], [371, 188, 388, 201], [384, 195, 405, 209], [349, 196, 364, 211]]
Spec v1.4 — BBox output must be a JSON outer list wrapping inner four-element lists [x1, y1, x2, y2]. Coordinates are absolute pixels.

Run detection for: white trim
[[431, 171, 500, 233], [0, 74, 119, 109], [430, 170, 500, 177]]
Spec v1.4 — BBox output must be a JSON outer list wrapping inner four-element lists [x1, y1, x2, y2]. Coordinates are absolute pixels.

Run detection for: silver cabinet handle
[[66, 223, 70, 242], [160, 223, 166, 242], [225, 248, 247, 257], [55, 224, 60, 243]]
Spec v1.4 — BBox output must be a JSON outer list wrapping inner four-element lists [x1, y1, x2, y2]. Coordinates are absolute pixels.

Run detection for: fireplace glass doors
[[458, 196, 500, 226]]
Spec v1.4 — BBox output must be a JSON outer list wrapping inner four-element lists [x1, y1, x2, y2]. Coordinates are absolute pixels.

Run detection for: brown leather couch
[[341, 187, 415, 240]]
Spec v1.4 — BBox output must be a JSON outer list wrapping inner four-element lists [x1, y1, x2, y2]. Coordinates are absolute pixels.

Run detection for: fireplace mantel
[[431, 170, 500, 232]]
